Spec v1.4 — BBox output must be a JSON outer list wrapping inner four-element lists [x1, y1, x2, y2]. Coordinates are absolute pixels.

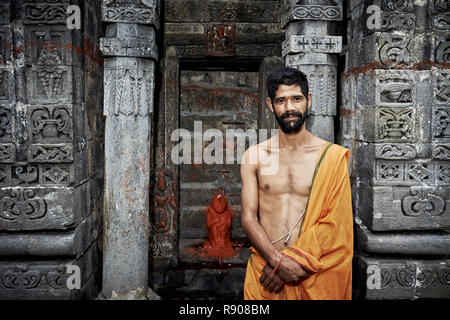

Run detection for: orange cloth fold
[[244, 143, 353, 300]]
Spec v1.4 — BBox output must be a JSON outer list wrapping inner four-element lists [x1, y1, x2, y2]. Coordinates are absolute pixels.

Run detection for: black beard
[[274, 108, 309, 134]]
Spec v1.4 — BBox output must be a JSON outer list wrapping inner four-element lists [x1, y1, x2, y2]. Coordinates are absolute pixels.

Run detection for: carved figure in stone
[[203, 191, 233, 250]]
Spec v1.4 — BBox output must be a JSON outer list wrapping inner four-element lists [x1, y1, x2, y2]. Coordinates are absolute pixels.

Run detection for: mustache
[[280, 111, 305, 120]]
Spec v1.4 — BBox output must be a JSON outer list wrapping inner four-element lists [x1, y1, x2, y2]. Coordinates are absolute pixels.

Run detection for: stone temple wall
[[0, 0, 104, 299], [0, 0, 448, 300], [339, 0, 450, 299]]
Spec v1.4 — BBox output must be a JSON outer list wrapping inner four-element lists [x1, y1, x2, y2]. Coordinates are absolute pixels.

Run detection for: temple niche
[[0, 0, 448, 300]]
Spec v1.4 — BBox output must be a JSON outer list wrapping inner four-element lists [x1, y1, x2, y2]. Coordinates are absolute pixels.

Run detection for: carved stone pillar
[[100, 0, 159, 300], [341, 0, 450, 299], [282, 0, 343, 142]]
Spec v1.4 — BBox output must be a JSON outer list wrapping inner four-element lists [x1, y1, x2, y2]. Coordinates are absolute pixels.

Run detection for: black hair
[[267, 67, 309, 101]]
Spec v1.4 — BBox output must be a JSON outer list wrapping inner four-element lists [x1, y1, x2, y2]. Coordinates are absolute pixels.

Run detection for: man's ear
[[266, 97, 274, 113], [307, 92, 312, 109]]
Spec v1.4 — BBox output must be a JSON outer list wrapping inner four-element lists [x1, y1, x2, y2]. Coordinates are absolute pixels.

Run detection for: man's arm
[[240, 147, 282, 268]]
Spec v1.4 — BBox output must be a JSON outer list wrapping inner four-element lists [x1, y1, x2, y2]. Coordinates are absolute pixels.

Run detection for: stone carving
[[434, 109, 450, 138], [377, 108, 415, 141], [23, 3, 67, 23], [378, 162, 403, 181], [0, 107, 12, 137], [433, 145, 450, 160], [381, 13, 415, 30], [434, 0, 450, 12], [376, 71, 414, 106], [436, 71, 450, 104], [381, 0, 413, 12], [0, 265, 71, 290], [406, 163, 433, 183], [41, 165, 71, 185], [378, 33, 411, 66], [151, 169, 177, 257], [380, 265, 450, 288], [104, 66, 154, 117], [37, 49, 64, 99], [0, 144, 15, 163], [13, 165, 39, 185], [437, 164, 450, 184], [433, 14, 450, 31], [283, 0, 343, 26], [102, 6, 157, 24], [375, 144, 416, 159], [30, 106, 72, 141], [27, 144, 73, 163], [206, 24, 235, 57], [0, 189, 47, 221], [401, 186, 446, 216], [100, 38, 158, 58], [282, 35, 342, 56], [1, 266, 40, 289], [435, 35, 450, 64]]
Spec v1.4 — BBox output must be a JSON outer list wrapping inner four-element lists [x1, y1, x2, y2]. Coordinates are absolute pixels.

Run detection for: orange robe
[[244, 142, 353, 300]]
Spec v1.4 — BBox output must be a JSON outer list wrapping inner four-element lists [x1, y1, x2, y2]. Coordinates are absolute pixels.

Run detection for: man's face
[[267, 84, 311, 134]]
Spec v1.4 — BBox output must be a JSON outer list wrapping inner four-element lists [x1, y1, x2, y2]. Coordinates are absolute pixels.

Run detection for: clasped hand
[[259, 256, 309, 293]]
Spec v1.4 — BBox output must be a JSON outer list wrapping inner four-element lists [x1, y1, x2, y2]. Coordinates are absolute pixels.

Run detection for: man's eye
[[275, 98, 285, 104], [294, 96, 303, 101]]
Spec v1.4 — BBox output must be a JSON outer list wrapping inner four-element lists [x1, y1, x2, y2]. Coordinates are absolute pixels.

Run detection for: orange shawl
[[244, 143, 353, 300]]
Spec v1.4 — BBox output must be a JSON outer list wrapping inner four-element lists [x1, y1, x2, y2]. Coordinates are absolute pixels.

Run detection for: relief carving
[[378, 33, 411, 66], [435, 35, 450, 64], [0, 189, 47, 221], [434, 109, 450, 138], [377, 72, 414, 106], [30, 106, 72, 141], [377, 108, 415, 141], [401, 186, 446, 216], [436, 71, 450, 104], [375, 144, 416, 159], [27, 144, 73, 163]]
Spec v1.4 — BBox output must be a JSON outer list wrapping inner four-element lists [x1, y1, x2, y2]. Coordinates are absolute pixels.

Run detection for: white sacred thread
[[271, 208, 306, 245]]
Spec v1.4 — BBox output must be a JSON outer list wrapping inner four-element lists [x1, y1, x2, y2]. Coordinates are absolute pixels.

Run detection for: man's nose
[[285, 97, 296, 112]]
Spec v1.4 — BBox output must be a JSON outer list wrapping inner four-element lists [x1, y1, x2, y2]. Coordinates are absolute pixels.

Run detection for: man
[[240, 67, 353, 300]]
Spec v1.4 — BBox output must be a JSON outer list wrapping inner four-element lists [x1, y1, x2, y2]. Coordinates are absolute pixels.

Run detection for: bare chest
[[257, 151, 319, 196]]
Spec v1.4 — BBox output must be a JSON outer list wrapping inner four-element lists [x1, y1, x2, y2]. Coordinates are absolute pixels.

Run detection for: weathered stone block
[[0, 208, 100, 257], [355, 222, 450, 256], [355, 255, 450, 300], [0, 240, 101, 299], [357, 183, 450, 231], [0, 184, 88, 231], [0, 70, 14, 106]]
